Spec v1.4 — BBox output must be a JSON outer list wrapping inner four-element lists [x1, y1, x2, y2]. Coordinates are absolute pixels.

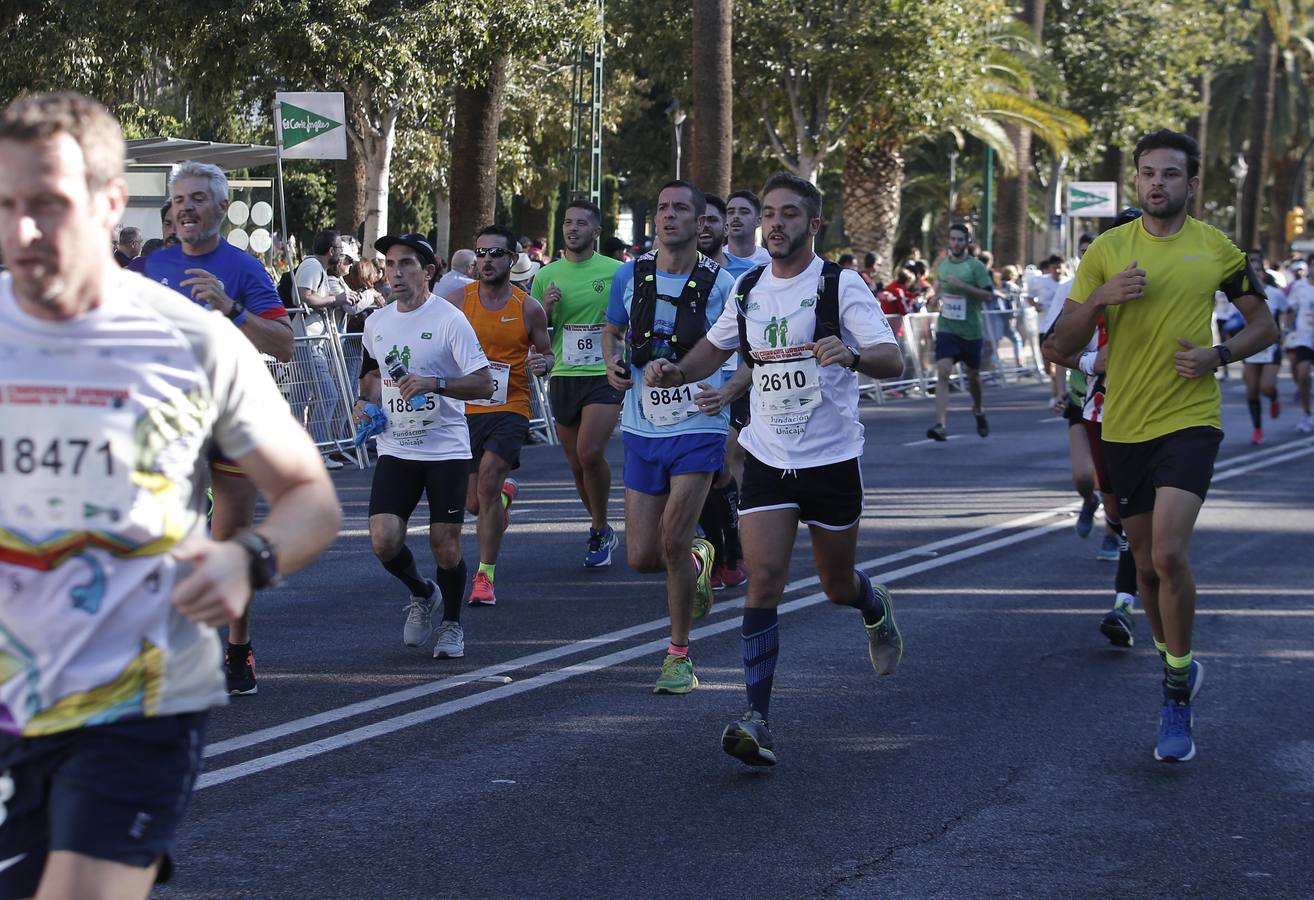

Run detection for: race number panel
[[562, 324, 604, 367], [751, 355, 821, 419], [381, 377, 439, 434], [468, 362, 510, 407], [641, 383, 700, 427], [940, 294, 967, 321]]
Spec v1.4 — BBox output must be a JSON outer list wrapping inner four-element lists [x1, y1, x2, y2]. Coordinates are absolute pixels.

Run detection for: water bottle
[[383, 349, 428, 411]]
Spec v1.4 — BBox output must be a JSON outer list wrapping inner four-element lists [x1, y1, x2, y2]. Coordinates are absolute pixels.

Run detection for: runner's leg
[[1068, 423, 1097, 504], [739, 507, 801, 719], [474, 450, 514, 569], [574, 402, 620, 531], [35, 851, 157, 900], [1147, 487, 1203, 660], [661, 472, 714, 646], [211, 472, 258, 644], [934, 358, 952, 428], [624, 488, 668, 574]]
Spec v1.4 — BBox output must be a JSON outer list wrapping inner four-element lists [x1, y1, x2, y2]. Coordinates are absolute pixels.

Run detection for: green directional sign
[[1067, 181, 1118, 217], [279, 101, 341, 151]]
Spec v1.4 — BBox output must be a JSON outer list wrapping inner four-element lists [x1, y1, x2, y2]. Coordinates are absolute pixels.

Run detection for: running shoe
[[1299, 413, 1314, 434], [467, 572, 496, 607], [1154, 699, 1195, 762], [1075, 497, 1100, 539], [584, 525, 617, 568], [1096, 532, 1121, 561], [403, 581, 437, 647], [1099, 604, 1134, 647], [691, 537, 716, 620], [710, 564, 726, 592], [721, 560, 748, 589], [1271, 396, 1281, 419], [975, 413, 990, 438], [224, 644, 258, 696], [721, 710, 777, 767], [432, 621, 465, 659], [1250, 428, 1264, 445], [1187, 658, 1204, 701], [926, 423, 947, 442], [864, 580, 903, 676], [500, 478, 518, 531], [323, 454, 344, 470], [653, 654, 698, 694]]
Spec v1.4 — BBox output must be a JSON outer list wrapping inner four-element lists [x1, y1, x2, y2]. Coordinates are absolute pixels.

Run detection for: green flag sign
[[1067, 181, 1118, 217], [274, 92, 347, 160]]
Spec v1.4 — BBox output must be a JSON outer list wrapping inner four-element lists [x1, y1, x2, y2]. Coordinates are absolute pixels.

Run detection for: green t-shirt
[[1070, 217, 1245, 443], [531, 253, 624, 377], [934, 255, 994, 340]]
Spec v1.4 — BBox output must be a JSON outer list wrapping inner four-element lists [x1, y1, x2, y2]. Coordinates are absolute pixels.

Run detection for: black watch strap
[[845, 344, 861, 370], [1213, 344, 1233, 367], [226, 299, 246, 321], [233, 530, 280, 590]]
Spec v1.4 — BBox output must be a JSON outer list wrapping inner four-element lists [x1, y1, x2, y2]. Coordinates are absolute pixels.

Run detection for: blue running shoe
[[1096, 532, 1120, 561], [1075, 497, 1100, 538], [1187, 658, 1204, 701], [1154, 699, 1195, 762], [584, 525, 617, 568]]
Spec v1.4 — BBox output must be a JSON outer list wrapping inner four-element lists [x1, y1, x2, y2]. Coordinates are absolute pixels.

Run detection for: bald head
[[451, 248, 476, 276]]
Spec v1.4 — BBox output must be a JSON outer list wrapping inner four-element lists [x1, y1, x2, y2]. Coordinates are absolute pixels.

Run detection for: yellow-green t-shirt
[[531, 253, 623, 377], [1069, 217, 1244, 443]]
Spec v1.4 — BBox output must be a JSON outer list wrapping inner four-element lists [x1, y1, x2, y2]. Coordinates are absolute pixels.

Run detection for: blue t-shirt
[[723, 251, 768, 281], [605, 257, 735, 437], [144, 242, 286, 325]]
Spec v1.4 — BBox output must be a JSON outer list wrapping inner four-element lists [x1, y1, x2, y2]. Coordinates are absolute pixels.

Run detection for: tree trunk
[[690, 0, 732, 196], [334, 135, 366, 237], [520, 201, 551, 246], [1269, 141, 1300, 261], [993, 0, 1044, 268], [1243, 17, 1278, 253], [843, 140, 904, 282], [449, 56, 509, 255], [360, 109, 397, 258], [432, 190, 450, 260], [1186, 71, 1210, 219], [1097, 144, 1124, 204]]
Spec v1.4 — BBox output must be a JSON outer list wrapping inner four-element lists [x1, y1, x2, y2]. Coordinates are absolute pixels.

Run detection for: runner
[[695, 195, 748, 590], [724, 189, 772, 276], [448, 225, 552, 607], [144, 160, 295, 696], [927, 223, 995, 441], [1241, 268, 1288, 444], [602, 179, 736, 694], [645, 172, 906, 766], [530, 199, 625, 567], [1287, 266, 1314, 432], [0, 91, 339, 900], [1052, 129, 1278, 762], [354, 233, 494, 660]]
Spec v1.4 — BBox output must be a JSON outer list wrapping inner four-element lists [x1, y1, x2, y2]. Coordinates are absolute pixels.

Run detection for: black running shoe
[[975, 413, 990, 437], [926, 423, 947, 442], [225, 645, 258, 695], [721, 710, 777, 767], [1099, 605, 1134, 648]]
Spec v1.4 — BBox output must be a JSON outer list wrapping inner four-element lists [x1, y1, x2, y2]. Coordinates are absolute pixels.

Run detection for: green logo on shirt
[[592, 279, 606, 293], [764, 316, 790, 347], [421, 332, 433, 340]]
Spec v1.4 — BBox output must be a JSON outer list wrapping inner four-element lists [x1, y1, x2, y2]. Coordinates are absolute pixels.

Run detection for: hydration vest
[[735, 260, 843, 366], [628, 250, 721, 367]]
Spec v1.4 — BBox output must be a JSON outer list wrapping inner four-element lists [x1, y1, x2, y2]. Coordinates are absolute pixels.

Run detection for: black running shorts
[[548, 374, 622, 428], [1102, 426, 1223, 519], [369, 454, 469, 525], [467, 412, 530, 470], [738, 452, 864, 530]]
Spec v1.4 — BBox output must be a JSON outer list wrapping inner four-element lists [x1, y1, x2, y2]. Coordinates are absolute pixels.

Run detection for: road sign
[[275, 92, 346, 160], [1067, 181, 1118, 217]]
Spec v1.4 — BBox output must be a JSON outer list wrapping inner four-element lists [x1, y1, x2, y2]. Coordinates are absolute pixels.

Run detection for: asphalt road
[[158, 376, 1314, 900]]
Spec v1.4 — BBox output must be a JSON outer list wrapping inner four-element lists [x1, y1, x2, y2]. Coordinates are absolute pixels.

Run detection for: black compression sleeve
[[360, 347, 379, 379], [1221, 262, 1264, 302]]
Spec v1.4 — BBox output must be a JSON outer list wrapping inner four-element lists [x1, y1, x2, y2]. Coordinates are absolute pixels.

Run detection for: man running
[[1240, 266, 1288, 444], [531, 200, 625, 567], [724, 189, 772, 276], [695, 194, 748, 589], [927, 223, 994, 441], [448, 225, 552, 607], [1287, 266, 1314, 432], [1052, 130, 1278, 762], [145, 160, 295, 696], [646, 172, 905, 766], [0, 91, 339, 900], [355, 234, 494, 660], [602, 180, 736, 694]]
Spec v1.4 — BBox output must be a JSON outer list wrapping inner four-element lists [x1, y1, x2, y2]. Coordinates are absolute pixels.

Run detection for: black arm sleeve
[[1221, 263, 1264, 302], [360, 346, 379, 379]]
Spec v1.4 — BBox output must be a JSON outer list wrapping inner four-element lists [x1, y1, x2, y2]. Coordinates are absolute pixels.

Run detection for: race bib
[[563, 324, 604, 366], [0, 385, 139, 531], [382, 377, 439, 434], [468, 362, 510, 407], [752, 355, 821, 419], [941, 294, 967, 320], [641, 383, 699, 427]]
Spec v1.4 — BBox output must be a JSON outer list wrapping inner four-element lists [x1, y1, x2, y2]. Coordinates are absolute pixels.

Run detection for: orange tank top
[[460, 282, 531, 417]]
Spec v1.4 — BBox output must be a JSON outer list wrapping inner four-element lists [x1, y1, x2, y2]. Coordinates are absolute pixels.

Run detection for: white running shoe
[[402, 582, 437, 647], [323, 455, 344, 470], [1298, 414, 1314, 434], [433, 621, 465, 659]]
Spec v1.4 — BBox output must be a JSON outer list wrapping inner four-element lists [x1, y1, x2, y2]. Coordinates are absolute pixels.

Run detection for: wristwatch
[[1213, 344, 1233, 367], [225, 299, 246, 322], [232, 530, 280, 590], [435, 376, 448, 394], [844, 344, 861, 370]]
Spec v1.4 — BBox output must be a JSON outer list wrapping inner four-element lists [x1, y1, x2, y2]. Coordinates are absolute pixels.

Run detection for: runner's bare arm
[[525, 297, 554, 375], [402, 367, 495, 402], [646, 337, 733, 388], [602, 323, 632, 390], [239, 315, 294, 362], [1175, 291, 1280, 379], [807, 335, 903, 378]]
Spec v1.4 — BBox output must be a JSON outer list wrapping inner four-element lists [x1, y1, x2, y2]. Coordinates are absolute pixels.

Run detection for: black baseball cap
[[374, 233, 436, 266]]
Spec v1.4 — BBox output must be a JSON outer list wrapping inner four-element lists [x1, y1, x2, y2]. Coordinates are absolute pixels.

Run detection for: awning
[[125, 138, 277, 171]]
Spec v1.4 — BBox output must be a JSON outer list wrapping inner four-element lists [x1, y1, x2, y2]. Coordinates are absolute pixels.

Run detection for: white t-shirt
[[0, 271, 306, 737], [1288, 280, 1314, 350], [707, 256, 897, 469], [1040, 278, 1074, 334], [1027, 274, 1059, 315], [362, 295, 489, 461], [433, 271, 475, 301], [295, 256, 333, 337]]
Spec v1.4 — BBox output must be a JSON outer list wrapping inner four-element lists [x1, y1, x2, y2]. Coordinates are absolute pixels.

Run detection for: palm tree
[[691, 0, 732, 196], [995, 0, 1047, 268]]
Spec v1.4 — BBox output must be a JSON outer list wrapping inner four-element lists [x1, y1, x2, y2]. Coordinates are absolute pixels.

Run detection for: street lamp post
[[667, 102, 687, 180], [948, 149, 959, 221], [1231, 155, 1249, 245]]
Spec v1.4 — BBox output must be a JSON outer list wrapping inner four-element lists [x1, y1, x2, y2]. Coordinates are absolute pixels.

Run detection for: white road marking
[[197, 438, 1314, 789], [902, 434, 967, 447]]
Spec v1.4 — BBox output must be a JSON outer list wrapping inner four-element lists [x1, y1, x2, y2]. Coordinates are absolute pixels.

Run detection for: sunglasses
[[474, 247, 514, 259]]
